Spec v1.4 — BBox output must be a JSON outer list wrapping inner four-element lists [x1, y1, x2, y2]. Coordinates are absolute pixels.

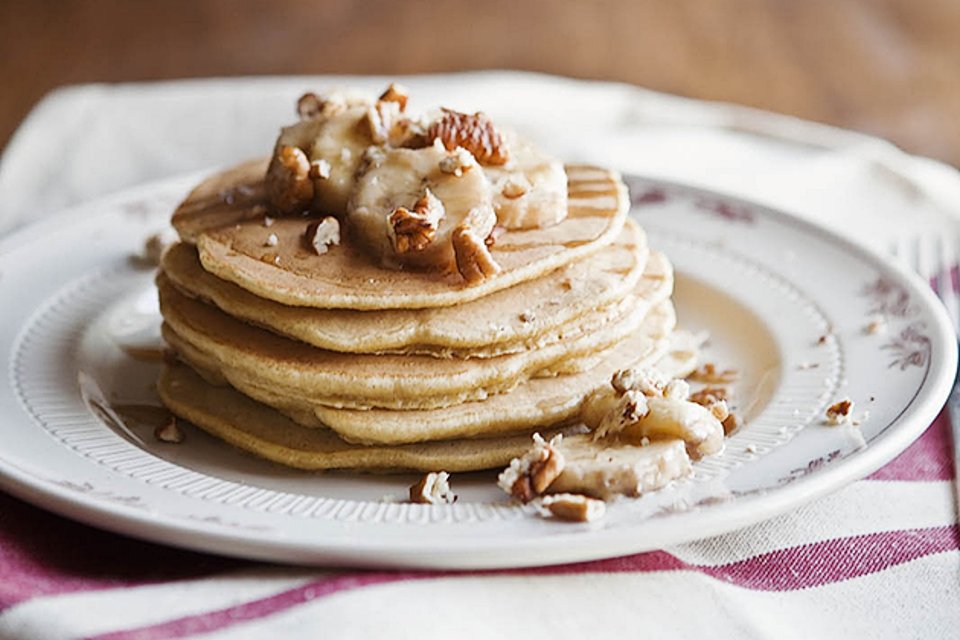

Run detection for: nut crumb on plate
[[542, 493, 606, 522], [825, 399, 854, 426], [409, 471, 457, 504], [154, 417, 184, 444], [689, 363, 738, 384]]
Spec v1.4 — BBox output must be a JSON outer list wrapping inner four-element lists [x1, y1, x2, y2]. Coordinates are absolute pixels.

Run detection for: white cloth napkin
[[0, 72, 957, 639]]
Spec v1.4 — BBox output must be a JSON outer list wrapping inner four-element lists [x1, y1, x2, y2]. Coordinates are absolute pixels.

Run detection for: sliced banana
[[582, 386, 725, 459], [349, 141, 496, 270], [484, 134, 568, 230], [548, 434, 692, 500]]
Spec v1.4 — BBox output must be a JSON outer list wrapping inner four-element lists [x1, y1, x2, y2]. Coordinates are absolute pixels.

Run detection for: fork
[[892, 234, 960, 508]]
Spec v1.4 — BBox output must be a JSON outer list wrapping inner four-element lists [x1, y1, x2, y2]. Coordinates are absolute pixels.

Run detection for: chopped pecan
[[389, 189, 444, 253], [594, 389, 649, 440], [305, 217, 341, 255], [427, 109, 509, 165], [689, 363, 738, 384], [438, 147, 474, 177], [266, 145, 314, 215], [378, 83, 409, 111], [409, 471, 457, 504], [498, 434, 565, 503], [825, 399, 854, 426], [542, 493, 606, 523], [689, 386, 729, 406], [297, 92, 324, 120], [453, 223, 502, 284]]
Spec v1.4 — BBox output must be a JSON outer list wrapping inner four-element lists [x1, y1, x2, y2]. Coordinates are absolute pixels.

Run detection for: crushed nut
[[263, 215, 275, 227], [501, 174, 531, 199], [309, 159, 332, 180], [388, 189, 445, 253], [453, 224, 502, 284], [594, 389, 649, 440], [297, 92, 325, 120], [689, 386, 728, 405], [498, 433, 565, 503], [689, 363, 738, 384], [427, 108, 509, 165], [378, 83, 409, 111], [542, 493, 606, 523], [721, 412, 740, 435], [518, 311, 535, 323], [364, 100, 405, 145], [305, 217, 341, 255], [611, 367, 669, 397], [154, 417, 184, 444], [264, 233, 279, 247], [409, 471, 457, 504], [266, 145, 314, 215], [825, 399, 854, 426], [745, 443, 758, 454], [817, 334, 830, 345], [438, 146, 475, 177], [689, 387, 731, 422], [797, 362, 820, 370], [864, 316, 887, 335]]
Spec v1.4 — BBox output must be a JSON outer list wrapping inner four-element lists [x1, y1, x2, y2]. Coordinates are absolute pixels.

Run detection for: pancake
[[160, 221, 654, 357], [157, 364, 571, 472], [168, 302, 679, 445], [173, 160, 628, 310], [158, 270, 671, 409]]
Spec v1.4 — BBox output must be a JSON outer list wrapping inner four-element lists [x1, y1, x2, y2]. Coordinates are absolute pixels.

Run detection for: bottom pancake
[[158, 364, 569, 472]]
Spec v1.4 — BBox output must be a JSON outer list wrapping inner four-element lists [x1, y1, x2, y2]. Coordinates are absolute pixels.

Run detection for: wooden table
[[2, 0, 958, 165]]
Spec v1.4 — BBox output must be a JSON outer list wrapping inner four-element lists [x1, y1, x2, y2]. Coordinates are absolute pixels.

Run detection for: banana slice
[[548, 434, 692, 500], [349, 141, 496, 270], [485, 135, 568, 229], [582, 386, 725, 459], [266, 89, 421, 216]]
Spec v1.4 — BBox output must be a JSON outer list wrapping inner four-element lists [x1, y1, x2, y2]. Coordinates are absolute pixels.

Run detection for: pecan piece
[[409, 471, 457, 504], [498, 434, 565, 503], [388, 189, 444, 254], [378, 83, 409, 111], [305, 216, 341, 255], [297, 92, 324, 120], [266, 145, 314, 215], [542, 493, 606, 523], [427, 109, 509, 165], [453, 223, 501, 284], [825, 399, 854, 426]]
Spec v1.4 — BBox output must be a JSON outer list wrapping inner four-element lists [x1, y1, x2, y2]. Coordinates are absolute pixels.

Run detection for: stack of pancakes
[[157, 159, 690, 472]]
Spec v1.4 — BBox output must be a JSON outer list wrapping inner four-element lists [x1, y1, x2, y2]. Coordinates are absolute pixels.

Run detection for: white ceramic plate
[[0, 171, 954, 569]]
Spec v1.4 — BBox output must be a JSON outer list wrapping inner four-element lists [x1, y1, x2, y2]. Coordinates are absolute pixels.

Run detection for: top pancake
[[172, 160, 628, 310]]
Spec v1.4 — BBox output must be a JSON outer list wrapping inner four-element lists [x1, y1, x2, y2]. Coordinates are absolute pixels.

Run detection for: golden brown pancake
[[158, 364, 569, 472], [167, 302, 679, 445], [172, 160, 628, 310], [160, 221, 655, 357]]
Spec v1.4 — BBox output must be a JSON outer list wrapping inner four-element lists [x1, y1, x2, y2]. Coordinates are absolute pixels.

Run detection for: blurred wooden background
[[2, 0, 959, 164]]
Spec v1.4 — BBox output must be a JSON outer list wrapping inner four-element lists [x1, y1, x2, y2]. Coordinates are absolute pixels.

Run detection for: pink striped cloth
[[1, 74, 959, 639], [0, 413, 955, 639]]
